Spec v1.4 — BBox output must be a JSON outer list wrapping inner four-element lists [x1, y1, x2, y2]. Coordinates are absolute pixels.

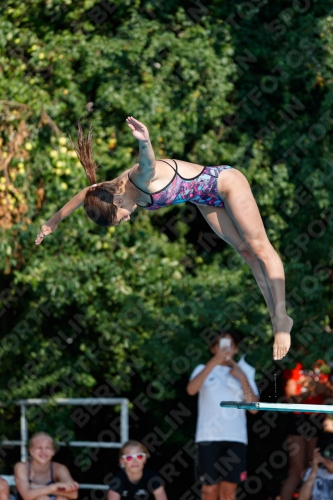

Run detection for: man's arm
[[186, 348, 230, 395], [240, 376, 259, 404], [298, 468, 317, 500], [35, 187, 89, 245], [228, 360, 259, 414], [299, 448, 322, 500]]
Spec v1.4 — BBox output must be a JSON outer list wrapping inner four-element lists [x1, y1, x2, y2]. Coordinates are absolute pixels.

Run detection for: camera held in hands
[[219, 338, 231, 351]]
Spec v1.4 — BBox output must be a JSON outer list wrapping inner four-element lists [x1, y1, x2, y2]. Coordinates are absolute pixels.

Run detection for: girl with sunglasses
[[108, 440, 167, 500], [36, 117, 292, 361]]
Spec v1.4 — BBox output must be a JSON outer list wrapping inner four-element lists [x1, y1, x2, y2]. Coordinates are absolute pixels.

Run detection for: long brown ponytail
[[72, 123, 98, 184], [71, 123, 125, 227]]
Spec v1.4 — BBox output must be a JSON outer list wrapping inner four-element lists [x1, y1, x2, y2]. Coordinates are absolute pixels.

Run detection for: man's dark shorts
[[195, 441, 247, 485]]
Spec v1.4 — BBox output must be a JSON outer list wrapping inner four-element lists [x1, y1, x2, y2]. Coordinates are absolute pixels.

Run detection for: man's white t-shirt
[[190, 357, 258, 444], [303, 467, 333, 500]]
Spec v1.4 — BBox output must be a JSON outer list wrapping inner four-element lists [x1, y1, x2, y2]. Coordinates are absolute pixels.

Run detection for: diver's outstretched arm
[[126, 116, 156, 183], [35, 187, 89, 245]]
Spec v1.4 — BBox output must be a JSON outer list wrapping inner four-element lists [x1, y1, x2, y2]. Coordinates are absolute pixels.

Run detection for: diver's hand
[[35, 220, 58, 245], [126, 116, 150, 142]]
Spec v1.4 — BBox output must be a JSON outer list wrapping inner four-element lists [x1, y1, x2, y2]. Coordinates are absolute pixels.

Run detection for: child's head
[[29, 432, 55, 464], [119, 441, 149, 474], [210, 329, 242, 359]]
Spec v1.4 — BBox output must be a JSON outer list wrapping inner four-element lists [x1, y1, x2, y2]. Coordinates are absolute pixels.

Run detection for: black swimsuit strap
[[128, 160, 178, 195], [159, 159, 178, 172], [28, 461, 31, 482], [128, 174, 150, 195]]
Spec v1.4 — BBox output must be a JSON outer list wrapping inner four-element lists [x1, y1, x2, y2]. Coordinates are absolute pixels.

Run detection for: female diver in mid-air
[[36, 116, 292, 360]]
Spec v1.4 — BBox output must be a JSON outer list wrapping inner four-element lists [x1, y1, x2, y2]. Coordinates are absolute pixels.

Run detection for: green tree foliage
[[1, 0, 333, 497]]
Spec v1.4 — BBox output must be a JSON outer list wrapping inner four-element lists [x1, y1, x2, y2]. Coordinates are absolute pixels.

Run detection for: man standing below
[[187, 330, 259, 500]]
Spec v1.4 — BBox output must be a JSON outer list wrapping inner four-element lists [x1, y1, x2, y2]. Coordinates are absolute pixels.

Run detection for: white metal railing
[[1, 398, 129, 490]]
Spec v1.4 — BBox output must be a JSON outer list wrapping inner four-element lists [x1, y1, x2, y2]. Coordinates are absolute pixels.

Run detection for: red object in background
[[283, 362, 307, 397], [283, 360, 330, 409], [287, 362, 303, 395]]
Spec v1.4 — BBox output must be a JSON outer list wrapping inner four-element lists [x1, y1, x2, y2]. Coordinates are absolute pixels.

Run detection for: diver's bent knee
[[238, 247, 256, 264], [248, 239, 274, 261]]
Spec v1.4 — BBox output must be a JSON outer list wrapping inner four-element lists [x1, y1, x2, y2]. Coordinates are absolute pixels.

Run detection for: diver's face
[[113, 196, 137, 226]]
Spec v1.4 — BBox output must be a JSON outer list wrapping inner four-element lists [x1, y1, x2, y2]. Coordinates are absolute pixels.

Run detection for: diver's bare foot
[[273, 316, 293, 360]]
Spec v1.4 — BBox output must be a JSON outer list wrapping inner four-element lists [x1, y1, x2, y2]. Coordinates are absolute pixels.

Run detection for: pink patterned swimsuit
[[129, 160, 232, 211]]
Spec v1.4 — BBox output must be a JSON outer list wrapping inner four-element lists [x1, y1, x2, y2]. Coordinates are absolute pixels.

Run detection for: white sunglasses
[[121, 452, 146, 462]]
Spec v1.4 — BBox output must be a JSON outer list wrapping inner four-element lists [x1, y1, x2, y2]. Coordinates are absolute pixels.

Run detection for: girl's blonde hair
[[119, 440, 150, 459], [29, 432, 55, 449]]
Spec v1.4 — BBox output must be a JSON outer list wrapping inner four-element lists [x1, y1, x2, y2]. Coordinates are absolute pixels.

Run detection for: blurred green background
[[1, 0, 333, 498]]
